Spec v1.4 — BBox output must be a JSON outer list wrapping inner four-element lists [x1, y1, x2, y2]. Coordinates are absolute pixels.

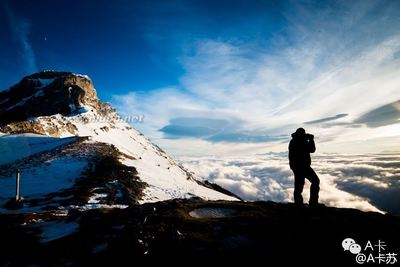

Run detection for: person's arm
[[308, 135, 316, 153], [288, 140, 295, 169]]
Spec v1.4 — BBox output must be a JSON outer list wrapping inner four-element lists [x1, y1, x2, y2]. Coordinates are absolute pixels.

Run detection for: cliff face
[[0, 71, 113, 135], [1, 71, 90, 122]]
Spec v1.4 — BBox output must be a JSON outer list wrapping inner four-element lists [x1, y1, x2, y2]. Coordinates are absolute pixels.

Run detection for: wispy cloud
[[2, 0, 37, 74], [112, 0, 400, 154]]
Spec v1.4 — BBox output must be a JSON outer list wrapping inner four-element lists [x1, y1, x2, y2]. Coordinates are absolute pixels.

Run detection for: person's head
[[295, 128, 306, 135], [292, 128, 314, 140], [292, 127, 306, 139]]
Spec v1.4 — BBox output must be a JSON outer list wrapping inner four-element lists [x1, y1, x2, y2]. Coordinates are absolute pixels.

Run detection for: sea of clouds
[[180, 153, 400, 215]]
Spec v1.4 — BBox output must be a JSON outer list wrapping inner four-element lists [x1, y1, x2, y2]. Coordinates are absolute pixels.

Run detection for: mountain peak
[[0, 71, 115, 137], [0, 71, 103, 124], [0, 71, 237, 206], [24, 70, 90, 80]]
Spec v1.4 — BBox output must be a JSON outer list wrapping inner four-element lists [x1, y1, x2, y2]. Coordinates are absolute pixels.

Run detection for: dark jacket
[[288, 131, 316, 170]]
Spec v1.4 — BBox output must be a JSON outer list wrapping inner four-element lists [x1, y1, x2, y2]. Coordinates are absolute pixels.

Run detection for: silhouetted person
[[289, 128, 320, 207]]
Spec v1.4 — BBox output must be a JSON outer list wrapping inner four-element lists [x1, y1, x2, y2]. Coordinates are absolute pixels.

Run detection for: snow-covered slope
[[0, 133, 76, 165], [0, 71, 237, 209], [0, 155, 87, 210], [30, 108, 237, 203]]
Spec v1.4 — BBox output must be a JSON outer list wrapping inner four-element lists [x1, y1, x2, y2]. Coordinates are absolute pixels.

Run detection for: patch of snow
[[69, 103, 77, 112], [38, 220, 79, 243], [27, 116, 39, 121], [6, 89, 45, 111], [21, 218, 43, 226], [68, 204, 128, 211], [66, 87, 77, 112], [189, 207, 237, 218], [73, 73, 91, 80], [87, 193, 108, 204], [115, 190, 123, 198], [0, 97, 9, 105], [53, 209, 69, 217], [0, 134, 77, 165], [0, 157, 87, 209], [92, 242, 108, 254], [37, 78, 55, 88]]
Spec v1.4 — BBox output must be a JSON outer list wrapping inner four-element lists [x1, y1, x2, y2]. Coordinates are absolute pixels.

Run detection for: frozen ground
[[0, 156, 87, 210], [0, 134, 76, 165]]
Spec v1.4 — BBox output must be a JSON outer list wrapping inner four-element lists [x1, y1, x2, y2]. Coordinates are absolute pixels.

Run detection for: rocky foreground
[[1, 199, 399, 267]]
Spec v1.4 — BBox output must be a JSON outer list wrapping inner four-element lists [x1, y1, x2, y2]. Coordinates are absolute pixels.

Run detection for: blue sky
[[0, 0, 284, 98], [1, 0, 400, 156]]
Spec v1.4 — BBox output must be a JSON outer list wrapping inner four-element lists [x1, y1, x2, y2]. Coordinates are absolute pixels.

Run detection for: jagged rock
[[0, 117, 78, 136], [0, 71, 113, 128]]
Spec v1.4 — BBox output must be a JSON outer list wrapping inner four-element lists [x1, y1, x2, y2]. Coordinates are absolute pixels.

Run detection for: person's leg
[[305, 167, 320, 205], [293, 170, 305, 206]]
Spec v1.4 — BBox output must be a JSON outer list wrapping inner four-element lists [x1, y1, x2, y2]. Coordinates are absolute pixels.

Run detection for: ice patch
[[39, 220, 79, 243], [189, 207, 237, 218]]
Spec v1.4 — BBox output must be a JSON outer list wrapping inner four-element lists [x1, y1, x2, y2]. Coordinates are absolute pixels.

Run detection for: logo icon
[[349, 243, 362, 254], [342, 238, 357, 253]]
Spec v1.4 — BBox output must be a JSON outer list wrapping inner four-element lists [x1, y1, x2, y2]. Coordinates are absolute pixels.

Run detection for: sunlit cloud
[[181, 153, 400, 214]]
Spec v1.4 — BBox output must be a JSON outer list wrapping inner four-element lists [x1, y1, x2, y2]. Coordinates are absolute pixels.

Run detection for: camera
[[306, 133, 314, 140]]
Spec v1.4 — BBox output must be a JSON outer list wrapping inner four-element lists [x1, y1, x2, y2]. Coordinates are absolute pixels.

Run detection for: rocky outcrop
[[0, 117, 78, 136], [0, 71, 114, 128]]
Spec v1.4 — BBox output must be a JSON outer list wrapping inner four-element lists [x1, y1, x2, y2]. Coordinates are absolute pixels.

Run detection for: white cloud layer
[[180, 152, 400, 214]]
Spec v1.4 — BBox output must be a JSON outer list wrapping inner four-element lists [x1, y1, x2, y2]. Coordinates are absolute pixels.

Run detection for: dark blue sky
[[1, 0, 399, 155], [0, 0, 284, 100]]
